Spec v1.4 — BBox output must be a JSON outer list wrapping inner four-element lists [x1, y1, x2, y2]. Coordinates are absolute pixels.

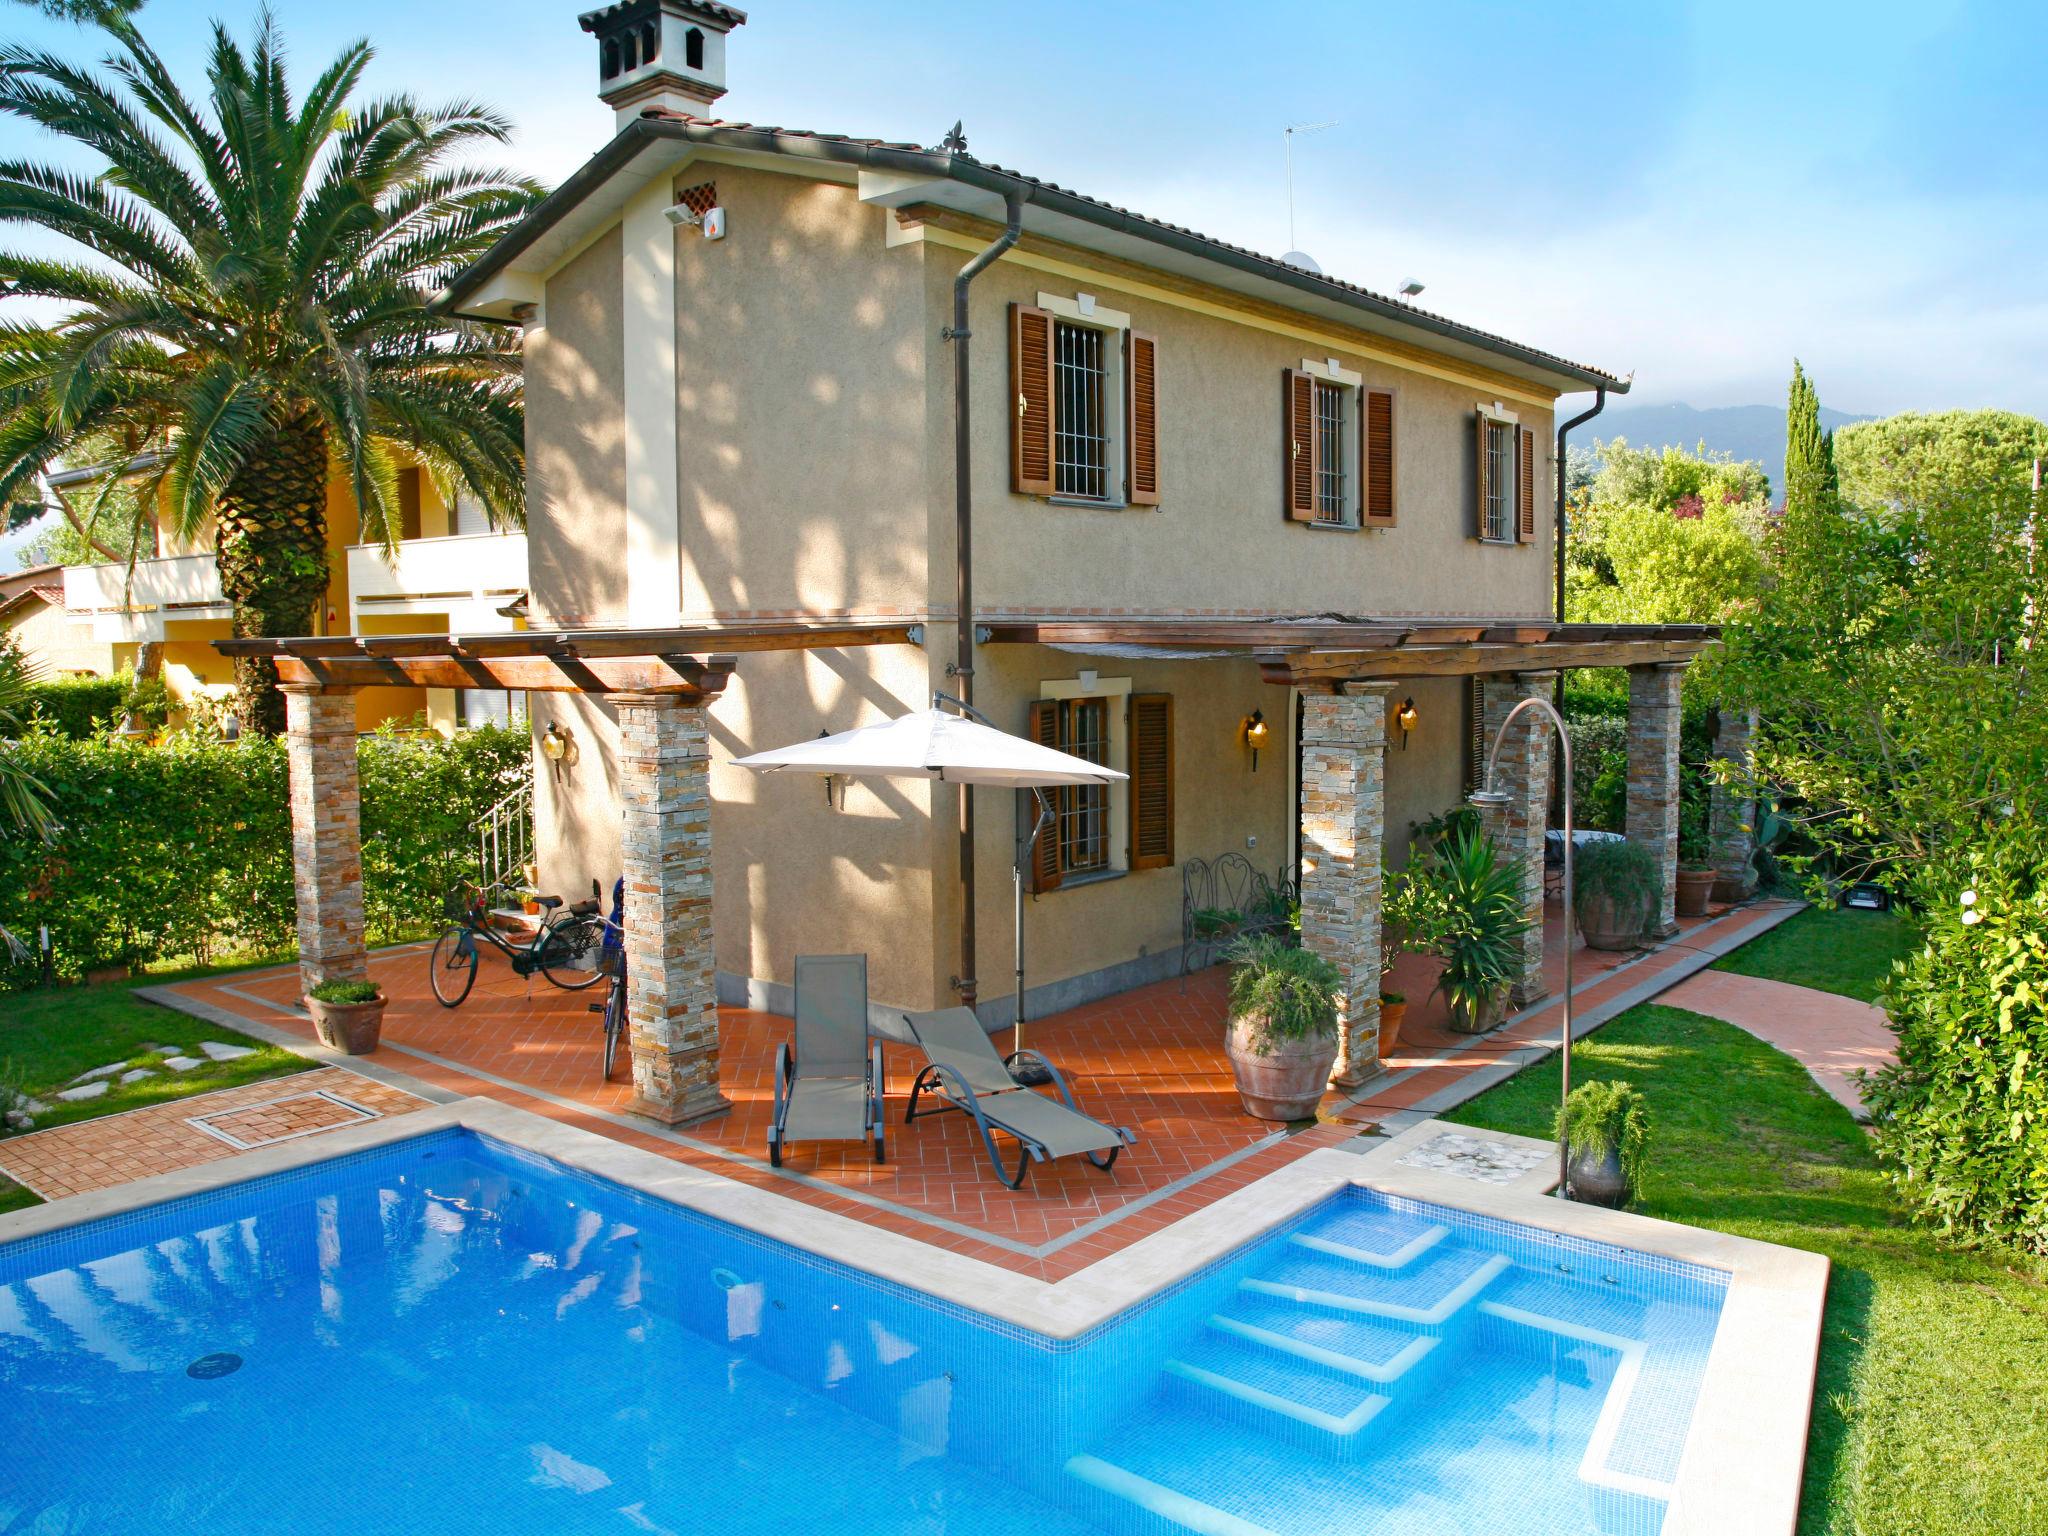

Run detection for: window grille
[[1314, 381, 1347, 523], [1056, 698, 1110, 874], [1053, 321, 1110, 499], [1485, 420, 1515, 541]]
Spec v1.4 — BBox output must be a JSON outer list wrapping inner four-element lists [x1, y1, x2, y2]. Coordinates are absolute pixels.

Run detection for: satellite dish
[[1281, 250, 1323, 274]]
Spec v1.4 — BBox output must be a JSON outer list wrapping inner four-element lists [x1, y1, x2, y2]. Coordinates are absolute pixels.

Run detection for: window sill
[[1046, 495, 1131, 511], [1050, 867, 1127, 892]]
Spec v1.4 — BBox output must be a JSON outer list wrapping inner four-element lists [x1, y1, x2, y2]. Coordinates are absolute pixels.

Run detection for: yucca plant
[[1425, 822, 1532, 1031], [0, 14, 542, 731]]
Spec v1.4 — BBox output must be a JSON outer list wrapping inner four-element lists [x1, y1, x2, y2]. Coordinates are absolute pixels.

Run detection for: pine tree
[[1784, 360, 1838, 517]]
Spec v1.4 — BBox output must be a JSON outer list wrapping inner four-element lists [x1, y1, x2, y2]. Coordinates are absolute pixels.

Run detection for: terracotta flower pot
[[1376, 998, 1409, 1059], [305, 992, 386, 1055], [1676, 867, 1716, 918], [1711, 871, 1757, 904], [1576, 891, 1648, 952], [1446, 988, 1507, 1035], [1565, 1144, 1631, 1207], [1225, 1014, 1338, 1121]]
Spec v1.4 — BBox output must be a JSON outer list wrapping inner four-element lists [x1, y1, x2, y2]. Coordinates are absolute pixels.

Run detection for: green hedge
[[0, 722, 529, 980], [22, 674, 129, 739], [1562, 688, 1714, 853]]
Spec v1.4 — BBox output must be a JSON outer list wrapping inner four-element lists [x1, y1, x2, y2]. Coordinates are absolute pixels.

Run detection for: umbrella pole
[[1013, 790, 1054, 1084]]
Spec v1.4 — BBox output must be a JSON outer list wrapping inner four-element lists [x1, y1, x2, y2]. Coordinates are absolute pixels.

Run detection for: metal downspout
[[944, 188, 1027, 1007], [1554, 384, 1607, 625]]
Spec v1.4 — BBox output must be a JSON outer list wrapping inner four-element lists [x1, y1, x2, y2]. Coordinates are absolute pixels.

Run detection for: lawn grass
[[1, 977, 313, 1165], [1711, 903, 1919, 1003], [1443, 1003, 2048, 1536]]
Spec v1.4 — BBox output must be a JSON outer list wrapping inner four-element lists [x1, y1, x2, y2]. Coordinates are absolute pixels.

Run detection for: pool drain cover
[[186, 1352, 243, 1380]]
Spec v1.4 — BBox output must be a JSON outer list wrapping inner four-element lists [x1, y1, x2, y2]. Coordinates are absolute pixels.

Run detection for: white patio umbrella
[[731, 703, 1124, 1063]]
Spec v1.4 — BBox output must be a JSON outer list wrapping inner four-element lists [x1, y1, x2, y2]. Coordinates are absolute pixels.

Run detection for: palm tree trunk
[[215, 413, 330, 735]]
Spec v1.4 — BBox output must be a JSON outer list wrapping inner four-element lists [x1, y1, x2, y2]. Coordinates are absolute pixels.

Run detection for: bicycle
[[586, 877, 626, 1080], [429, 879, 607, 1008]]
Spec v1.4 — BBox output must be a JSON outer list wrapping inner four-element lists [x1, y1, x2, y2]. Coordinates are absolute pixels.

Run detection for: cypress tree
[[1785, 360, 1839, 517]]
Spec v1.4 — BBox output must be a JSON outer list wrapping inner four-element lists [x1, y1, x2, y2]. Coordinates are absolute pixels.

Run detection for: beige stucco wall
[[5, 600, 111, 676], [529, 225, 628, 626], [669, 167, 930, 620], [937, 250, 1557, 622]]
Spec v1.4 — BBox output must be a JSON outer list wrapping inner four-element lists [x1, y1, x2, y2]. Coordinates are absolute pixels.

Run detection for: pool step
[[1288, 1221, 1449, 1270], [1161, 1336, 1391, 1458], [1242, 1249, 1511, 1327], [1207, 1308, 1437, 1385], [1064, 1453, 1281, 1536]]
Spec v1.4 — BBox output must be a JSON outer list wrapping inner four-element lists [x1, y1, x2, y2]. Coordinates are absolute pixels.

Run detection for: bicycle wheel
[[537, 913, 606, 990], [602, 979, 625, 1080], [429, 925, 478, 1007]]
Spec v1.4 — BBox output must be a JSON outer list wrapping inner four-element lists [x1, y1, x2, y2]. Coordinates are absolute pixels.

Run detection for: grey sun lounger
[[769, 954, 884, 1167], [900, 1007, 1136, 1189]]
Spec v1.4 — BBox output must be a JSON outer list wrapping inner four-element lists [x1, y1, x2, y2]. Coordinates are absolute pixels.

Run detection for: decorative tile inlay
[[1395, 1131, 1551, 1185]]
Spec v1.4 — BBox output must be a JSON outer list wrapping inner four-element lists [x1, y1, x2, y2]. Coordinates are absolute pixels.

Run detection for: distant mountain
[[1588, 402, 1870, 502]]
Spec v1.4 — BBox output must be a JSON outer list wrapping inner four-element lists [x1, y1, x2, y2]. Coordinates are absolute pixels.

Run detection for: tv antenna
[[1283, 120, 1339, 254]]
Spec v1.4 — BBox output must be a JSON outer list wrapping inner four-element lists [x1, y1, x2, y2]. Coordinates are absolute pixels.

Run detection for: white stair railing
[[474, 779, 534, 895]]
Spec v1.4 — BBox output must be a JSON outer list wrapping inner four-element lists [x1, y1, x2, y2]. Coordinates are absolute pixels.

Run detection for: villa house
[[250, 0, 1728, 1128], [46, 451, 530, 733]]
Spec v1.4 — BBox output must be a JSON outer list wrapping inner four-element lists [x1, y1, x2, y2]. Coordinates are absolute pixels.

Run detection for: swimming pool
[[0, 1126, 1727, 1536]]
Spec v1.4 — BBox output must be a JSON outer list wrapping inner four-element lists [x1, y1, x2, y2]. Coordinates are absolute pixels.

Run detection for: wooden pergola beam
[[271, 652, 737, 697], [979, 617, 1715, 656], [215, 617, 923, 666], [1259, 638, 1713, 685]]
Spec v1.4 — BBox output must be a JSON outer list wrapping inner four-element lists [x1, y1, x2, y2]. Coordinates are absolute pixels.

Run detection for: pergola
[[215, 619, 920, 1127], [220, 614, 1737, 1122]]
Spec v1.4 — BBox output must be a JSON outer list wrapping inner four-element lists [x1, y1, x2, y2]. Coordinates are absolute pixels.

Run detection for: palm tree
[[0, 639, 52, 838], [0, 14, 541, 731]]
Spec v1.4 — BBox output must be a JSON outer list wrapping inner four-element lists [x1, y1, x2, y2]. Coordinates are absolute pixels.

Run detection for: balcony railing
[[346, 531, 528, 630], [62, 552, 227, 641]]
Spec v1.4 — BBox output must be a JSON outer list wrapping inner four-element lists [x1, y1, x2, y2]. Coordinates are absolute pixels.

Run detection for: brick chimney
[[579, 0, 746, 130]]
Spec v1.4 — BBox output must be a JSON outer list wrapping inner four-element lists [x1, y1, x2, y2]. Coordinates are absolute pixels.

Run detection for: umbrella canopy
[[730, 708, 1125, 788]]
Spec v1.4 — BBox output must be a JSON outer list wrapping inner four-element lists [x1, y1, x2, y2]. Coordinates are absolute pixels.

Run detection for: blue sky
[[2, 0, 2043, 459]]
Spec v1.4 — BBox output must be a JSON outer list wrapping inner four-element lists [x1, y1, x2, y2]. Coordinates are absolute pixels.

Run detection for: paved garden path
[[1661, 969, 1895, 1120]]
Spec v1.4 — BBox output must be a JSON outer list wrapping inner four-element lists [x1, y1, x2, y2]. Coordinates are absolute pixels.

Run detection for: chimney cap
[[578, 0, 746, 34]]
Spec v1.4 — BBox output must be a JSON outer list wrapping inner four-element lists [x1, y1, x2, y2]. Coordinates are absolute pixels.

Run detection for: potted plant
[[1676, 785, 1715, 917], [305, 978, 387, 1055], [1573, 838, 1660, 951], [1376, 990, 1407, 1058], [1380, 860, 1450, 1058], [1429, 824, 1531, 1035], [1222, 933, 1342, 1120], [1556, 1079, 1650, 1207]]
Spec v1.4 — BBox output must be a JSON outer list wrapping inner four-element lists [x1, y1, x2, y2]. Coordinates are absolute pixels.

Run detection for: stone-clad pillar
[[1626, 663, 1687, 937], [1476, 671, 1556, 1006], [1710, 705, 1761, 899], [283, 683, 367, 996], [616, 692, 727, 1126], [1298, 683, 1393, 1092]]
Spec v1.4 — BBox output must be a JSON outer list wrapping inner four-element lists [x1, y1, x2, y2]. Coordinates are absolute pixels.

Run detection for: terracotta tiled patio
[[151, 897, 1799, 1280]]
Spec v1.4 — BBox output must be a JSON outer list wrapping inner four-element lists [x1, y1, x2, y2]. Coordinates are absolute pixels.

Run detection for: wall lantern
[[1242, 709, 1270, 771], [1395, 697, 1419, 749], [541, 722, 578, 780]]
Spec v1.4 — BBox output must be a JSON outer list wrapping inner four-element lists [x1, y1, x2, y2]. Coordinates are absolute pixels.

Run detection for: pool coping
[[0, 1093, 1826, 1536]]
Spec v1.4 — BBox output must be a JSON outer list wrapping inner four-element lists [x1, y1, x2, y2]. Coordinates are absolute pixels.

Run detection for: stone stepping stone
[[56, 1080, 109, 1101], [70, 1062, 130, 1084], [199, 1041, 257, 1062], [119, 1068, 155, 1084], [162, 1056, 204, 1072]]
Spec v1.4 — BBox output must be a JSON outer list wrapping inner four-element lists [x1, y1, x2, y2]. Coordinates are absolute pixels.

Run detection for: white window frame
[[1301, 356, 1364, 528], [1039, 292, 1131, 507], [1479, 402, 1520, 544], [1039, 673, 1131, 878]]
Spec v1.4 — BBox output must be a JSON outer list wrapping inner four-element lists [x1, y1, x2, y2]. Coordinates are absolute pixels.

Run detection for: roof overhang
[[441, 118, 1626, 397], [978, 617, 1715, 685]]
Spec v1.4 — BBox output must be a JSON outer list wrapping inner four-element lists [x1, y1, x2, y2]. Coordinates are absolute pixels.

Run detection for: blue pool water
[[0, 1130, 1726, 1535]]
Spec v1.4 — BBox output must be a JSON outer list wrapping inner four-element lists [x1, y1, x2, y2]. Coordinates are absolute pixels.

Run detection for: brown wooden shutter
[[1128, 693, 1174, 870], [1026, 699, 1063, 893], [1470, 411, 1490, 539], [1283, 369, 1315, 521], [1361, 388, 1396, 527], [1517, 424, 1537, 542], [1125, 331, 1160, 506], [1011, 304, 1054, 495]]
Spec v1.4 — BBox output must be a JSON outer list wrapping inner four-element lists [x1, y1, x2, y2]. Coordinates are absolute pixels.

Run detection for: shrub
[[1424, 824, 1533, 1020], [1224, 932, 1341, 1049], [1557, 1079, 1651, 1193], [1573, 838, 1660, 933], [20, 673, 127, 739], [1865, 825, 2048, 1255], [308, 978, 381, 1004], [0, 721, 529, 982]]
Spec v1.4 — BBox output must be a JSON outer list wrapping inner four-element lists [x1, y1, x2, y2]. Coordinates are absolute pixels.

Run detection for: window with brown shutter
[[1126, 331, 1160, 505], [1283, 369, 1316, 521], [1010, 303, 1054, 495], [1517, 424, 1538, 542], [1474, 412, 1517, 541], [1361, 387, 1396, 527], [1026, 699, 1063, 893], [1128, 693, 1174, 870]]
